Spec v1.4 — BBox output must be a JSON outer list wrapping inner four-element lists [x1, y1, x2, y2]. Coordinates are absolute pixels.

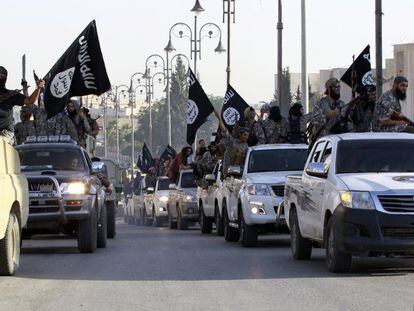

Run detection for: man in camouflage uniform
[[233, 107, 265, 146], [200, 142, 218, 175], [346, 85, 376, 132], [145, 166, 158, 189], [312, 78, 349, 141], [260, 106, 288, 144], [373, 76, 414, 133], [14, 107, 36, 144]]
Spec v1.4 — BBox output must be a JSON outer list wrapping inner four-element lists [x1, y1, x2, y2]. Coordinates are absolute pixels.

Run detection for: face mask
[[0, 77, 6, 88]]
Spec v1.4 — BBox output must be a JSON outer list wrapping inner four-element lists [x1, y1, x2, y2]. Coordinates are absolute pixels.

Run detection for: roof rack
[[25, 135, 78, 144]]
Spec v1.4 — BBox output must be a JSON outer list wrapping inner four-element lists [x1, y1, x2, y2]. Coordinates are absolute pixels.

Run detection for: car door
[[300, 140, 326, 238]]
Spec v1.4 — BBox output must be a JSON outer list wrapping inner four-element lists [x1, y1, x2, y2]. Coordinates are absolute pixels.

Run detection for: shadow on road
[[16, 223, 414, 281]]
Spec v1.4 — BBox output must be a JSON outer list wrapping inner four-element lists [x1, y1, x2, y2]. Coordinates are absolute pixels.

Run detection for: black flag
[[220, 85, 249, 132], [43, 20, 111, 117], [137, 143, 155, 173], [341, 45, 373, 94], [160, 145, 177, 162], [186, 69, 215, 145]]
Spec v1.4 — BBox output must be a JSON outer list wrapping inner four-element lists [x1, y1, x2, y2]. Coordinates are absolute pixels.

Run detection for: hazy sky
[[2, 0, 414, 104]]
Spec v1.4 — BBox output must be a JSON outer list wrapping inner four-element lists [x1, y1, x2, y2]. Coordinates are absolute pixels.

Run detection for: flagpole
[[115, 85, 120, 164], [301, 0, 309, 112], [375, 0, 383, 99], [277, 0, 283, 112]]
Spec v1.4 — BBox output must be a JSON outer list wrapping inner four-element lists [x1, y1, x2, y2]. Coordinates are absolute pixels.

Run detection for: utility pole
[[375, 0, 383, 99], [301, 0, 309, 112], [115, 86, 120, 164], [223, 0, 235, 86], [102, 95, 108, 159], [277, 0, 283, 112]]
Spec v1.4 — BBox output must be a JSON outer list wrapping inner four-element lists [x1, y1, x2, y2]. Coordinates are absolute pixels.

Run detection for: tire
[[153, 208, 163, 227], [223, 205, 239, 242], [107, 201, 116, 239], [177, 207, 188, 230], [215, 206, 224, 236], [290, 209, 312, 260], [144, 207, 152, 226], [239, 209, 257, 247], [199, 203, 213, 234], [168, 206, 177, 229], [325, 218, 352, 273], [0, 212, 21, 276], [78, 207, 97, 253], [97, 204, 107, 248]]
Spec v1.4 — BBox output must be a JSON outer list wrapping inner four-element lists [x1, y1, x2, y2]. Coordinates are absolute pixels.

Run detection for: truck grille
[[271, 185, 285, 197], [28, 178, 60, 214], [377, 195, 414, 213], [382, 227, 414, 239]]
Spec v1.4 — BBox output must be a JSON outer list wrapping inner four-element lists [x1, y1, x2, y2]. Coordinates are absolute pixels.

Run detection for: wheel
[[78, 207, 97, 253], [97, 204, 107, 248], [107, 201, 116, 239], [215, 206, 224, 236], [325, 218, 352, 273], [223, 205, 239, 242], [168, 206, 177, 229], [290, 209, 312, 260], [152, 208, 163, 227], [177, 207, 188, 230], [199, 202, 213, 234], [239, 209, 257, 247], [144, 207, 152, 226], [0, 212, 21, 276]]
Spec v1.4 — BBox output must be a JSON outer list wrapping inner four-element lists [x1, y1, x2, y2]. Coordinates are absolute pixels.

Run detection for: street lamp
[[115, 84, 129, 164], [168, 0, 226, 77]]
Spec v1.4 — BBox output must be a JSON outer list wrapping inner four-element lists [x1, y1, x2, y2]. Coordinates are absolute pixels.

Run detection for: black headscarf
[[0, 66, 7, 89], [269, 106, 282, 122], [289, 103, 303, 118]]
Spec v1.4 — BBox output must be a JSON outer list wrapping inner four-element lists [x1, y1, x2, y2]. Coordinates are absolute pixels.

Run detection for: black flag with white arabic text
[[137, 143, 155, 173], [220, 85, 249, 132], [186, 69, 215, 145], [341, 45, 373, 94], [43, 20, 111, 117], [160, 145, 177, 162]]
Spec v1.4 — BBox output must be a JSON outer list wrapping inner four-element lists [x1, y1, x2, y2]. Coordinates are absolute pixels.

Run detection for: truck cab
[[221, 144, 308, 247], [285, 133, 414, 272], [0, 137, 29, 275]]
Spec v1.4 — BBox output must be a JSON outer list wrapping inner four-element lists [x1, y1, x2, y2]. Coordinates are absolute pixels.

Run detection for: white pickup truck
[[220, 144, 308, 247], [285, 133, 414, 272], [143, 177, 171, 227]]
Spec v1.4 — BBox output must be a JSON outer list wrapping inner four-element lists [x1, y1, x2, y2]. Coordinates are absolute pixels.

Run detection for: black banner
[[160, 145, 177, 162], [341, 45, 373, 94], [220, 85, 249, 132], [186, 69, 215, 145], [137, 143, 155, 173], [43, 20, 111, 117]]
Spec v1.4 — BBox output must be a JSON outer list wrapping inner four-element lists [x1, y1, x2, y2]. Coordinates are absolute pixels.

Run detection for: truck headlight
[[159, 196, 169, 203], [340, 191, 375, 210], [247, 184, 270, 196], [60, 182, 87, 195], [183, 195, 194, 202]]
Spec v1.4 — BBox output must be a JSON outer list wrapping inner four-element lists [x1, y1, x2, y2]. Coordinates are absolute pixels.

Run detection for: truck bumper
[[333, 205, 414, 256], [244, 195, 286, 228], [181, 202, 199, 221]]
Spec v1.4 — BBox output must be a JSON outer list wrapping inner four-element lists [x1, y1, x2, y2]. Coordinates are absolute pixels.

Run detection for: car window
[[180, 172, 196, 188], [320, 142, 332, 163], [157, 179, 170, 190], [310, 141, 326, 163], [247, 149, 308, 173]]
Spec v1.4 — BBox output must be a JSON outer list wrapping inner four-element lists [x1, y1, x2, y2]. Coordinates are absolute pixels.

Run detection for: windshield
[[157, 179, 170, 191], [337, 139, 414, 173], [19, 148, 87, 172], [248, 149, 308, 173], [180, 172, 196, 188]]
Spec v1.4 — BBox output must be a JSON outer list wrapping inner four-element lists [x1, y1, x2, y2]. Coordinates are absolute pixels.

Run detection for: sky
[[2, 0, 414, 104]]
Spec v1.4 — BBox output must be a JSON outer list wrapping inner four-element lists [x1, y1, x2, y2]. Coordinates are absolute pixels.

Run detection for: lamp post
[[114, 84, 129, 164], [167, 0, 226, 78], [100, 93, 108, 159], [223, 0, 235, 86]]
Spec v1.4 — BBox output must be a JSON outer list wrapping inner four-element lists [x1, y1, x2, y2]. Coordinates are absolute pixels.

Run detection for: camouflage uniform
[[49, 112, 78, 141], [260, 118, 288, 144], [233, 121, 265, 146], [373, 90, 406, 132], [286, 112, 316, 144], [25, 104, 49, 135], [145, 173, 157, 189], [222, 131, 248, 177], [200, 150, 216, 174], [14, 120, 36, 145], [312, 96, 347, 139], [346, 97, 375, 132]]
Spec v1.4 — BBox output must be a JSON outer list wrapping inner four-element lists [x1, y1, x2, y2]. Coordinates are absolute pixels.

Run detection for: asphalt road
[[1, 219, 414, 311]]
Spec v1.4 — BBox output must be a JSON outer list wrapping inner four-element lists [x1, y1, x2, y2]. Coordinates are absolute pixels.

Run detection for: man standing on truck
[[0, 66, 44, 144], [346, 85, 377, 132], [14, 107, 36, 145], [373, 76, 414, 133], [310, 78, 349, 145]]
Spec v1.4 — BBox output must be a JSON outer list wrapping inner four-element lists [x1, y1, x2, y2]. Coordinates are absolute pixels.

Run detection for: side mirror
[[126, 194, 133, 199], [169, 183, 177, 190], [305, 162, 328, 178], [227, 166, 242, 177], [146, 187, 155, 194], [91, 161, 105, 174], [205, 174, 216, 182]]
